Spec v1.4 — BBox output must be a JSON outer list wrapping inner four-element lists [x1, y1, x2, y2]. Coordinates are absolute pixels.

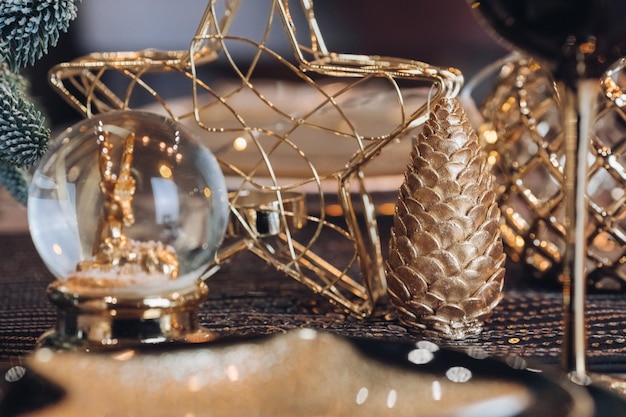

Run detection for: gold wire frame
[[48, 0, 463, 317]]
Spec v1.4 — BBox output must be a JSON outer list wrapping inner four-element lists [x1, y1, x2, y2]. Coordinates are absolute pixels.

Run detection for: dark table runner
[[2, 227, 626, 374]]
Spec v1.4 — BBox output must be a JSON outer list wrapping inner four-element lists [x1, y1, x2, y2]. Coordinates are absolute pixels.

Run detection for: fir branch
[[0, 60, 29, 90], [0, 75, 49, 167], [0, 0, 81, 71], [0, 161, 28, 204]]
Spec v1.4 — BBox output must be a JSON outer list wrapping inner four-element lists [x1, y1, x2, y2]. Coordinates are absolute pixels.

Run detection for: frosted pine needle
[[0, 0, 81, 71], [0, 75, 49, 168]]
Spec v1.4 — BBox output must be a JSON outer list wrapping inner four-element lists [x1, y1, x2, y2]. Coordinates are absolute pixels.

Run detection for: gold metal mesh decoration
[[48, 0, 463, 317], [461, 54, 626, 292]]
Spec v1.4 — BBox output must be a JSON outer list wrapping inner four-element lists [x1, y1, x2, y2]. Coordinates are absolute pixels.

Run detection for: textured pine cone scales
[[386, 97, 505, 340]]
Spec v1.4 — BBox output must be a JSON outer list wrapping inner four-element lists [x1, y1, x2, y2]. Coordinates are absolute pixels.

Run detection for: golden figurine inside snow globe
[[27, 110, 229, 351]]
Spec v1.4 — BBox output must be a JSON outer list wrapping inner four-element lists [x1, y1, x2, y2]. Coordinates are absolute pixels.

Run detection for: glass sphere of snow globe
[[28, 110, 229, 295]]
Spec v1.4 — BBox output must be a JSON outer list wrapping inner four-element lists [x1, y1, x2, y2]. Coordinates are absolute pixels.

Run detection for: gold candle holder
[[47, 0, 464, 317]]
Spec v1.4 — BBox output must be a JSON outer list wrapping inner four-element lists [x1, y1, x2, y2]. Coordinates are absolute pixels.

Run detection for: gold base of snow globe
[[38, 278, 213, 352]]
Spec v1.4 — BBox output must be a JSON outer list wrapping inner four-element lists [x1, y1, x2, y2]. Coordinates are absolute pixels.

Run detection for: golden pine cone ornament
[[386, 97, 506, 340]]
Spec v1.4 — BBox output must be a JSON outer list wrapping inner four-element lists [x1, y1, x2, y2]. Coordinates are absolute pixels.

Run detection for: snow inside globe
[[28, 110, 229, 296]]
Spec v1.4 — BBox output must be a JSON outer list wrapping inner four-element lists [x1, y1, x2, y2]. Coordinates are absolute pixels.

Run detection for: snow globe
[[28, 110, 229, 350]]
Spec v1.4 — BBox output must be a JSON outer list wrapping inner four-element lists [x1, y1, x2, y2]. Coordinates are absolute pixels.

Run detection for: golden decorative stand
[[48, 0, 463, 317]]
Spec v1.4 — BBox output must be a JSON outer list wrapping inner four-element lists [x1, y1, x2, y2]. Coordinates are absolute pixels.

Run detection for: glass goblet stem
[[559, 79, 598, 380]]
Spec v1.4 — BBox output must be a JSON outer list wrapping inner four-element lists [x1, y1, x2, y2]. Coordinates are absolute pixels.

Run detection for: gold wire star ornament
[[48, 0, 463, 317]]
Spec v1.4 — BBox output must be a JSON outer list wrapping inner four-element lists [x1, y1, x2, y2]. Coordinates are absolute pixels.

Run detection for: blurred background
[[1, 0, 511, 231], [23, 0, 509, 130]]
